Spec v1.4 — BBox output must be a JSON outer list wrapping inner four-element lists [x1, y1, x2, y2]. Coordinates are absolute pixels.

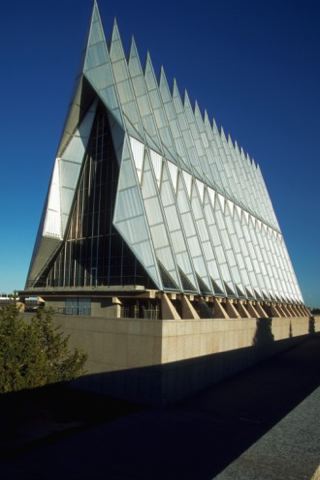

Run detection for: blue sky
[[0, 0, 319, 306]]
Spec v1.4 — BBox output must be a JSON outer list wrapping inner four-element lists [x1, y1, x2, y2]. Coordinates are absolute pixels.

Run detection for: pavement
[[214, 385, 320, 480], [1, 335, 320, 480]]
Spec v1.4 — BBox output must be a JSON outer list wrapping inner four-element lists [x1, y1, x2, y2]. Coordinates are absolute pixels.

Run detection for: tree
[[0, 305, 87, 393]]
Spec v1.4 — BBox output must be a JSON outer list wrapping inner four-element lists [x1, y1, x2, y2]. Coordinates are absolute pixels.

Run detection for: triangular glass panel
[[178, 267, 197, 292], [84, 6, 109, 73], [109, 20, 126, 63], [208, 188, 215, 208], [228, 134, 234, 149], [246, 287, 255, 299], [184, 89, 193, 113], [196, 274, 212, 295], [128, 37, 143, 78], [159, 67, 172, 103], [168, 161, 178, 192], [217, 193, 225, 211], [43, 161, 61, 238], [194, 101, 203, 123], [157, 260, 179, 290], [117, 139, 138, 190], [196, 179, 204, 202], [92, 4, 100, 24], [128, 240, 161, 288], [235, 205, 242, 219], [242, 210, 249, 224], [212, 118, 219, 135], [211, 278, 225, 296], [129, 136, 144, 182], [144, 53, 158, 91], [220, 126, 227, 143], [224, 282, 236, 297], [254, 289, 263, 301], [150, 149, 163, 187], [236, 285, 246, 298], [183, 170, 192, 196], [172, 79, 184, 113], [227, 200, 234, 217]]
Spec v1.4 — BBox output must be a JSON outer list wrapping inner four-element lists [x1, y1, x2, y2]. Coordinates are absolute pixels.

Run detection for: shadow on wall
[[309, 317, 315, 334], [253, 318, 274, 347]]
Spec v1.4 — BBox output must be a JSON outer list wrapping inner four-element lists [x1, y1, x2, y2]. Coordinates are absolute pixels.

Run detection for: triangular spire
[[84, 1, 108, 72], [111, 17, 120, 41], [184, 89, 193, 110], [172, 78, 180, 98], [194, 101, 204, 125], [83, 4, 125, 162], [184, 90, 195, 123], [220, 126, 227, 142], [159, 67, 172, 103], [212, 118, 219, 134], [128, 36, 143, 77], [110, 18, 126, 62], [172, 79, 184, 113], [204, 110, 210, 126], [144, 52, 158, 91]]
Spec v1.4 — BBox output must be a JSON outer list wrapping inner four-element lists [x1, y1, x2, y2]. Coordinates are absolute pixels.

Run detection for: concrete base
[[50, 314, 320, 405]]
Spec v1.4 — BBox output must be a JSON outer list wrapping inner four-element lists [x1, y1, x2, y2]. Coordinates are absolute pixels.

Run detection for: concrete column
[[213, 298, 229, 319], [161, 293, 181, 320], [236, 301, 250, 318], [225, 299, 240, 318], [246, 301, 260, 318], [180, 295, 200, 320], [255, 302, 268, 318], [112, 297, 122, 319]]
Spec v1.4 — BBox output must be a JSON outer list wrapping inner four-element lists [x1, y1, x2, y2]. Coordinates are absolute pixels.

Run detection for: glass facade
[[26, 1, 304, 306], [35, 104, 155, 289]]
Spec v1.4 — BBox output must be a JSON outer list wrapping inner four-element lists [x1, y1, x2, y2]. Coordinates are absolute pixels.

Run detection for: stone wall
[[53, 314, 320, 404]]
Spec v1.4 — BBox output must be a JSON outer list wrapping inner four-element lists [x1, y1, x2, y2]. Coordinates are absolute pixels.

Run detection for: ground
[[1, 335, 320, 479]]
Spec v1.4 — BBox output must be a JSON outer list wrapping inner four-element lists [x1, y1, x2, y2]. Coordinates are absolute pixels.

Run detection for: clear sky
[[0, 0, 319, 306]]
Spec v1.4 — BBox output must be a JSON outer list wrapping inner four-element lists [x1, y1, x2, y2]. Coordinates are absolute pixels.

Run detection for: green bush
[[0, 305, 87, 393]]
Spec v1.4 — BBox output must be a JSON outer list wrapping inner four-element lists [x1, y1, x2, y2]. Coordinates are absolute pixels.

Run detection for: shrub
[[0, 305, 87, 393]]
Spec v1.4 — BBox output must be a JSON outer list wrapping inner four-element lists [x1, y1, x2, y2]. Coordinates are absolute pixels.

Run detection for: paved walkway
[[1, 336, 320, 479], [214, 385, 320, 480]]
